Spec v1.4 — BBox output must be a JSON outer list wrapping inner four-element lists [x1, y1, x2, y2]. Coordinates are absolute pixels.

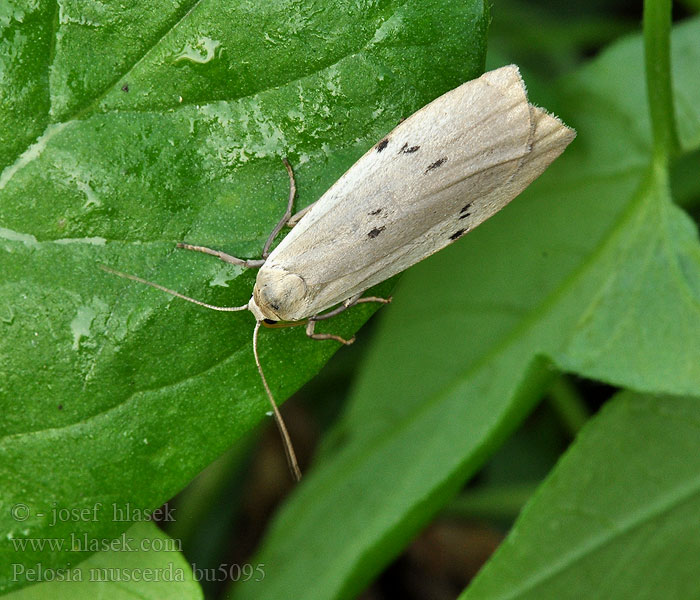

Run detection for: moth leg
[[176, 158, 297, 267], [262, 158, 297, 258], [305, 293, 392, 344], [176, 243, 265, 269], [353, 296, 393, 306], [311, 294, 393, 323], [305, 320, 355, 345], [286, 202, 316, 228], [262, 158, 318, 232]]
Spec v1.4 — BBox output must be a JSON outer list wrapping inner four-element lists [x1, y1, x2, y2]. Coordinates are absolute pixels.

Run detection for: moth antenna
[[100, 264, 249, 312], [253, 320, 302, 482]]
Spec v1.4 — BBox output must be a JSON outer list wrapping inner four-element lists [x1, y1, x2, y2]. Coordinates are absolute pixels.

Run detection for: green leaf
[[461, 392, 700, 599], [0, 0, 488, 594], [230, 16, 700, 600], [3, 522, 202, 599]]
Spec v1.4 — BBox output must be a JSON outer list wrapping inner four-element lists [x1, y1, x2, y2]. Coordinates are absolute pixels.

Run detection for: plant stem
[[643, 0, 679, 167]]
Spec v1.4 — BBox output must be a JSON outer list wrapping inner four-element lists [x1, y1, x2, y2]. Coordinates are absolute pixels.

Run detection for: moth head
[[252, 266, 308, 322]]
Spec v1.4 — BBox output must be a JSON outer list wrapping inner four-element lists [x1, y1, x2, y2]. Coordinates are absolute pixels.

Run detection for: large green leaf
[[462, 392, 700, 599], [0, 0, 488, 594], [231, 16, 700, 600]]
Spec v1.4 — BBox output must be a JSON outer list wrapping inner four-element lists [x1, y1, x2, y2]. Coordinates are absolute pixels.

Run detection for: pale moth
[[104, 65, 575, 481]]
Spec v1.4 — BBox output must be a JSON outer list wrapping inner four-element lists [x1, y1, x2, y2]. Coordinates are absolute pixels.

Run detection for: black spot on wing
[[376, 138, 389, 152], [368, 208, 383, 216], [459, 202, 474, 220], [368, 226, 386, 239], [426, 157, 448, 173], [449, 229, 467, 241], [399, 143, 420, 154]]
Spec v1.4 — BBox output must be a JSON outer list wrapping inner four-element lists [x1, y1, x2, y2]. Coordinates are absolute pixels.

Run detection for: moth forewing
[[257, 64, 575, 321], [104, 65, 575, 481]]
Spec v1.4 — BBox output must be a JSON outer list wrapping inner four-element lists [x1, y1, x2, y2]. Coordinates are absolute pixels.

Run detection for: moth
[[104, 65, 575, 480]]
